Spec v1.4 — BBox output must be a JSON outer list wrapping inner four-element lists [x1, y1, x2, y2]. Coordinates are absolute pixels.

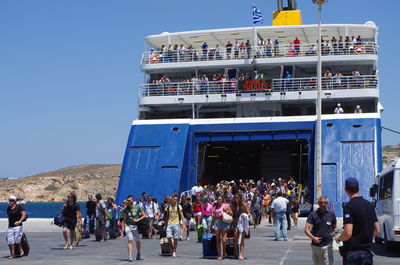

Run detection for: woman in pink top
[[211, 196, 233, 261], [201, 197, 213, 231]]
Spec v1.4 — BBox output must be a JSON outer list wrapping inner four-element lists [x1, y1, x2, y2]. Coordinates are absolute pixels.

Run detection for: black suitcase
[[7, 233, 30, 256], [160, 238, 172, 256], [226, 237, 235, 257]]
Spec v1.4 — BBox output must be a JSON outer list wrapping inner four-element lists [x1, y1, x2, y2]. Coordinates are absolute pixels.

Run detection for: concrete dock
[[0, 218, 399, 264]]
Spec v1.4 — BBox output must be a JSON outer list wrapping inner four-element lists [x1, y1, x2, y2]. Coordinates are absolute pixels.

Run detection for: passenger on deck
[[201, 42, 208, 60], [334, 103, 344, 114], [246, 40, 251, 58], [354, 105, 363, 114], [226, 41, 233, 59], [293, 37, 301, 56]]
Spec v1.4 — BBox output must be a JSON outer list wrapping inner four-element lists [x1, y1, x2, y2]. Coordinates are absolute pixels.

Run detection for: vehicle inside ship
[[197, 139, 309, 186]]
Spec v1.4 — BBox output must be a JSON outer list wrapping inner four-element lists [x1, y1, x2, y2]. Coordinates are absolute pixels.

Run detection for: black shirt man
[[337, 177, 379, 265]]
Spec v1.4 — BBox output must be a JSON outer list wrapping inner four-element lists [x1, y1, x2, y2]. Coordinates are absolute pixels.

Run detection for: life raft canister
[[354, 46, 365, 55], [150, 55, 160, 63]]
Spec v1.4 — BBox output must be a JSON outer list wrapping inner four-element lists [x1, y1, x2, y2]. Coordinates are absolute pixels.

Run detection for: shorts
[[184, 218, 191, 226], [96, 218, 105, 231], [193, 212, 202, 217], [63, 220, 77, 230], [125, 225, 141, 242], [252, 210, 261, 219], [214, 220, 229, 231], [166, 224, 180, 239], [7, 226, 23, 244]]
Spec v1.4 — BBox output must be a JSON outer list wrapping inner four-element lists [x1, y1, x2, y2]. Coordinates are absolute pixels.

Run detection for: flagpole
[[253, 23, 257, 59], [252, 3, 257, 59]]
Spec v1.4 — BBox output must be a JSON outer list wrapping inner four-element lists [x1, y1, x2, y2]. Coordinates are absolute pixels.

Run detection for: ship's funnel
[[273, 0, 302, 26]]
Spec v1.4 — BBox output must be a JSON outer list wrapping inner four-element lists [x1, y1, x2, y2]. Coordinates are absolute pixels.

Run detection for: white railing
[[141, 42, 377, 65], [140, 75, 378, 97]]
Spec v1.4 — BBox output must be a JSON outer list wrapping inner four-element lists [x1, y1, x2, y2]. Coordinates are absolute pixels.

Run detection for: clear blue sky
[[0, 0, 399, 178]]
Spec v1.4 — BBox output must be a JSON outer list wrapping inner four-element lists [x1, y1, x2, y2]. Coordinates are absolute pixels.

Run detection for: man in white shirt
[[142, 195, 158, 239], [190, 183, 203, 200], [271, 192, 289, 241], [333, 103, 344, 114]]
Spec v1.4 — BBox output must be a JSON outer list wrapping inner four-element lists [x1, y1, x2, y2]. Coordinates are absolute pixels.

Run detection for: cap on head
[[345, 177, 359, 189], [9, 196, 17, 201], [356, 105, 360, 108], [337, 103, 341, 107], [202, 197, 209, 202]]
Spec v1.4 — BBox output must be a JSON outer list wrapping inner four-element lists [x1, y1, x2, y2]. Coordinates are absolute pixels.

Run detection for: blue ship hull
[[116, 116, 382, 217]]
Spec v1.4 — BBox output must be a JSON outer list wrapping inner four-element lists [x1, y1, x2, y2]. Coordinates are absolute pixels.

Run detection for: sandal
[[8, 256, 15, 259], [19, 251, 25, 257], [64, 244, 69, 249]]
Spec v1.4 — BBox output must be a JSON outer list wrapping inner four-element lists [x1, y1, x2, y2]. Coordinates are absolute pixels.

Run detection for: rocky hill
[[0, 144, 399, 202], [0, 164, 121, 202], [382, 143, 400, 167]]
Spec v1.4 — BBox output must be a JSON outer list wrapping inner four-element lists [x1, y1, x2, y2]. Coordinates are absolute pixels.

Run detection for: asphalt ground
[[0, 218, 399, 265]]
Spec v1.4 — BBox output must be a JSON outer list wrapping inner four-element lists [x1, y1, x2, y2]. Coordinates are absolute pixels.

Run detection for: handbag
[[53, 211, 65, 227], [222, 212, 233, 224]]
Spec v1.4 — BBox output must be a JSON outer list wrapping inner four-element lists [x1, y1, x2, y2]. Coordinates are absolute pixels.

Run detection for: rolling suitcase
[[226, 237, 235, 257], [82, 217, 90, 239], [202, 233, 218, 258], [160, 238, 172, 256], [7, 233, 30, 256]]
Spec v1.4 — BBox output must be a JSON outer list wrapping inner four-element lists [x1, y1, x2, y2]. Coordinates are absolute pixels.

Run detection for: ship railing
[[272, 75, 379, 92], [141, 42, 377, 65], [140, 75, 378, 97]]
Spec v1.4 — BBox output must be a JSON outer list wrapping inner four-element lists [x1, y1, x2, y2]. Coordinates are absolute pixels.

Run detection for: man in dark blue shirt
[[305, 196, 337, 265], [336, 177, 379, 265]]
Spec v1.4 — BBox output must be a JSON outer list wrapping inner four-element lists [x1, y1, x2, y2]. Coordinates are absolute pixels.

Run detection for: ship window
[[172, 127, 180, 132], [353, 125, 362, 128], [161, 166, 178, 169], [326, 123, 333, 127]]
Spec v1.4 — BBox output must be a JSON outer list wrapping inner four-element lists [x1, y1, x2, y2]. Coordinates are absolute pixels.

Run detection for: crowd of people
[[5, 176, 380, 264], [145, 67, 376, 96], [147, 35, 375, 63], [149, 73, 237, 95]]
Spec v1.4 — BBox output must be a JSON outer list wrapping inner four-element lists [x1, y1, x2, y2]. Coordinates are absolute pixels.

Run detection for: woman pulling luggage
[[211, 196, 233, 261]]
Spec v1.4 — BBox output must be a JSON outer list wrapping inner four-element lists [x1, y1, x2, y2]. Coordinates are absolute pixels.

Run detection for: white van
[[370, 159, 400, 251]]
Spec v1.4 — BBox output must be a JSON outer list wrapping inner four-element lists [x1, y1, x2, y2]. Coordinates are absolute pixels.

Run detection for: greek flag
[[252, 5, 263, 24]]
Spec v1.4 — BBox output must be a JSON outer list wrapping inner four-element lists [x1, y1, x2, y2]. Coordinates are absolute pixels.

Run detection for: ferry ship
[[116, 2, 382, 216]]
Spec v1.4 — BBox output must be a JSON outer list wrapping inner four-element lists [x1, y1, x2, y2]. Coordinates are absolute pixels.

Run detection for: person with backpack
[[250, 189, 262, 229], [164, 195, 185, 257], [95, 193, 107, 242], [142, 195, 158, 239], [181, 197, 193, 241], [6, 195, 27, 259], [106, 197, 119, 239], [122, 197, 147, 262], [62, 193, 81, 250]]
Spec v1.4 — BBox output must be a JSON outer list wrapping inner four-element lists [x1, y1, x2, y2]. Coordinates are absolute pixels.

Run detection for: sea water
[[0, 202, 88, 218]]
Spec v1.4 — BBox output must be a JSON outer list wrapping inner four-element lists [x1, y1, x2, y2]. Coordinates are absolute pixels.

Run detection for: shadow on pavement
[[372, 243, 400, 258]]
